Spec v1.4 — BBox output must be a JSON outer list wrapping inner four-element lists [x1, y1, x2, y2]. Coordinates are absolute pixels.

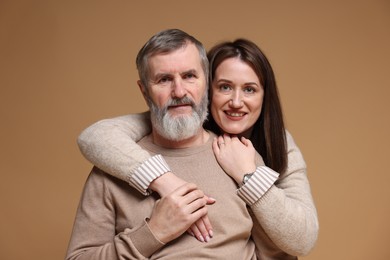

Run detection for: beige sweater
[[76, 113, 319, 257], [68, 133, 260, 259]]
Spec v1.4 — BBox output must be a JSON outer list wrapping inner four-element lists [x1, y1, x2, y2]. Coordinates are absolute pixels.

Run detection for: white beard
[[148, 94, 208, 141]]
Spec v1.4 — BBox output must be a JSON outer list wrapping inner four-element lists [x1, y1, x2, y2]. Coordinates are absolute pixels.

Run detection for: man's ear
[[137, 80, 148, 102]]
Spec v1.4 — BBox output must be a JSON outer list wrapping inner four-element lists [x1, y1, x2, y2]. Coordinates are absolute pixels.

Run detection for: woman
[[77, 39, 318, 258]]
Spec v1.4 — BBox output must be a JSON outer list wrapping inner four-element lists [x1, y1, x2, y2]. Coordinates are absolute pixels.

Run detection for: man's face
[[140, 43, 208, 141]]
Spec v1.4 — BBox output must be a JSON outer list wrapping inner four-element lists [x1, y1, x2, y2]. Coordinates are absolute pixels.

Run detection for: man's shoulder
[[136, 134, 155, 153]]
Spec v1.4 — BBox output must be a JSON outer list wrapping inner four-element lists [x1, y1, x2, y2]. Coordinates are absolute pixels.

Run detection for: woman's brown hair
[[204, 39, 287, 174]]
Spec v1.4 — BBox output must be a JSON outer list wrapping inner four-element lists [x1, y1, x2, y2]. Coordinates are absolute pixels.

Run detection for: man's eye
[[184, 73, 196, 80], [159, 77, 171, 84]]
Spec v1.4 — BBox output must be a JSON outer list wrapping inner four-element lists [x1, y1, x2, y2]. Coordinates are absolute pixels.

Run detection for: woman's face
[[210, 57, 264, 136]]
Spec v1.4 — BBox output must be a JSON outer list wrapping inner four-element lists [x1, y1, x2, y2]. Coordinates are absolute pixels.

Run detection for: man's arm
[[66, 168, 210, 260], [66, 168, 163, 260]]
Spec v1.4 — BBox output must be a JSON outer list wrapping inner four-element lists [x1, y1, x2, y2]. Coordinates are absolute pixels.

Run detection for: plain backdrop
[[1, 1, 389, 259]]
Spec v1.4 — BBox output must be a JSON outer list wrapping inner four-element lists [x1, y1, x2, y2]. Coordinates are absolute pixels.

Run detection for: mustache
[[167, 96, 195, 108]]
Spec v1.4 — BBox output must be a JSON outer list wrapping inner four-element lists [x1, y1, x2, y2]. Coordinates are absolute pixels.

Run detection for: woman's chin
[[221, 128, 244, 136], [220, 126, 253, 138]]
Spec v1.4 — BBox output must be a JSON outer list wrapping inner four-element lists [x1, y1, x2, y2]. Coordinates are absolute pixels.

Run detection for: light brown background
[[1, 0, 389, 259]]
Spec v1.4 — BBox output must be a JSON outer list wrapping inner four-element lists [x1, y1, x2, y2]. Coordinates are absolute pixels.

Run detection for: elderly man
[[66, 29, 262, 259]]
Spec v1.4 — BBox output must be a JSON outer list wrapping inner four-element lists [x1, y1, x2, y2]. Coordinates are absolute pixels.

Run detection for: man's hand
[[147, 183, 210, 243], [150, 172, 215, 242]]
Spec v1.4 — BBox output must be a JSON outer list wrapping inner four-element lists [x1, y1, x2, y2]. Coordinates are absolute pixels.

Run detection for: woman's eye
[[220, 84, 231, 91], [244, 87, 255, 94]]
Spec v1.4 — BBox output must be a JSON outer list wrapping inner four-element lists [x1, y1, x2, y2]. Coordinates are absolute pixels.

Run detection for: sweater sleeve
[[236, 166, 279, 205], [249, 131, 319, 257], [77, 112, 171, 195], [65, 168, 165, 260]]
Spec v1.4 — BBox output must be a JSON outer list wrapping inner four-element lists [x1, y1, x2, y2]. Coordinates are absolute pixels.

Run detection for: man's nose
[[171, 78, 187, 98]]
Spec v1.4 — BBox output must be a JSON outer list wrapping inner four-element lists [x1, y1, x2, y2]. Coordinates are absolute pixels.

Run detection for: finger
[[217, 136, 225, 147], [189, 222, 204, 242], [172, 182, 198, 197], [186, 195, 207, 214], [181, 189, 205, 205], [204, 194, 216, 205], [240, 136, 253, 148], [194, 217, 210, 242], [230, 135, 241, 145], [200, 215, 213, 238], [240, 136, 249, 146], [223, 134, 232, 145], [212, 137, 220, 155], [186, 228, 195, 237], [181, 204, 208, 234]]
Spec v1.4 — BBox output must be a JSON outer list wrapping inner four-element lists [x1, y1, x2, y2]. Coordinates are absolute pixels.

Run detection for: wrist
[[241, 173, 254, 186], [233, 165, 256, 184], [150, 172, 186, 197]]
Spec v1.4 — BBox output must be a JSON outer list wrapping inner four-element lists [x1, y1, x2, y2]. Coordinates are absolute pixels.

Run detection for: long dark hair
[[203, 39, 287, 174]]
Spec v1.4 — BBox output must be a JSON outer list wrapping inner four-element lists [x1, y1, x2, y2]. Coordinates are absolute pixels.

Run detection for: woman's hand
[[212, 134, 257, 184], [150, 172, 215, 242], [148, 183, 210, 243]]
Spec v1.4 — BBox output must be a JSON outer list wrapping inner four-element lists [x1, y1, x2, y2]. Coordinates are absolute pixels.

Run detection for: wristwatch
[[242, 173, 254, 185]]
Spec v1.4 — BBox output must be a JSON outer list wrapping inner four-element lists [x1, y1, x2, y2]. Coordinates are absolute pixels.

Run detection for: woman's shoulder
[[284, 129, 306, 169], [284, 129, 296, 147]]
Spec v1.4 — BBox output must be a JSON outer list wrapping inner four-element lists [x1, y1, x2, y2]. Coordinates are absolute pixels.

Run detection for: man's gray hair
[[136, 29, 209, 90]]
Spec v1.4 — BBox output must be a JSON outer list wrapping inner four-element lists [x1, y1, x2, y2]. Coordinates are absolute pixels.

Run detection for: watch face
[[243, 173, 253, 184]]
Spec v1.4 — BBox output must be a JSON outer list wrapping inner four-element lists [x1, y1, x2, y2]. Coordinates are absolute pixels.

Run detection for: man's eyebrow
[[181, 69, 198, 76], [152, 69, 198, 80], [153, 73, 172, 79]]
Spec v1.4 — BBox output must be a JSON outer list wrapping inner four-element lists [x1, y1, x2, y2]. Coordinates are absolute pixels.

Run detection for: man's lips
[[169, 104, 192, 109], [168, 104, 193, 112]]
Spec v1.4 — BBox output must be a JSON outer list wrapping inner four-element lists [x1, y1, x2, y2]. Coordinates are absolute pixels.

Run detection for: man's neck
[[151, 128, 210, 149]]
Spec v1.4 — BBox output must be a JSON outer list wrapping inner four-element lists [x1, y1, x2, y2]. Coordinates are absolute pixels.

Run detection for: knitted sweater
[[76, 113, 319, 257], [68, 133, 259, 259]]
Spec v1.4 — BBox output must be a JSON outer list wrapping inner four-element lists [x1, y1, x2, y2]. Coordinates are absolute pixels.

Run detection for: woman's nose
[[229, 91, 243, 108]]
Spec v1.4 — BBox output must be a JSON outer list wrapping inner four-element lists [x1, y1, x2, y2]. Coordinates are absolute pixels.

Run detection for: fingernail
[[205, 195, 216, 202], [198, 235, 205, 242], [209, 230, 213, 238], [205, 235, 211, 242]]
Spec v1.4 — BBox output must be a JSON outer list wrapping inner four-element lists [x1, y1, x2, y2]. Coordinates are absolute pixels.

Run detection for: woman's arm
[[77, 112, 167, 195], [212, 132, 318, 256], [77, 112, 214, 242], [247, 131, 318, 256]]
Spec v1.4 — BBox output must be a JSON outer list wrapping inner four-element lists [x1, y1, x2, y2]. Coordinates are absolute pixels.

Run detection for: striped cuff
[[129, 154, 171, 195], [237, 166, 279, 205]]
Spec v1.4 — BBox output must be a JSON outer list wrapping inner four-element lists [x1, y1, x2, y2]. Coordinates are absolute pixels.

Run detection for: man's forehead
[[148, 46, 203, 75]]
